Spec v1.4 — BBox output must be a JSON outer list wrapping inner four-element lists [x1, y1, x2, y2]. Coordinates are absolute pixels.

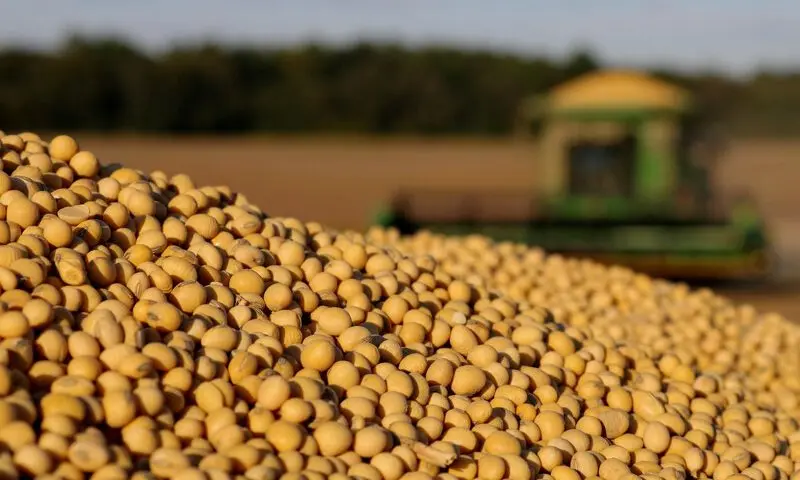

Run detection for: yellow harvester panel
[[546, 70, 690, 112]]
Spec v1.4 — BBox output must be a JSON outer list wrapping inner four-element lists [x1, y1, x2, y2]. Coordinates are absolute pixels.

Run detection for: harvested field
[[78, 135, 800, 319]]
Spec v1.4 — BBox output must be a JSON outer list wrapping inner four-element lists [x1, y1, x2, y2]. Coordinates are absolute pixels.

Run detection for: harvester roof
[[544, 69, 691, 115]]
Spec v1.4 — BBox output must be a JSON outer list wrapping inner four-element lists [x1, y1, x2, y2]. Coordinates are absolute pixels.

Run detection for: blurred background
[[0, 1, 798, 317]]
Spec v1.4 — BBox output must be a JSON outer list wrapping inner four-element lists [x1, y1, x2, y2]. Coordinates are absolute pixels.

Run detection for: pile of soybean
[[0, 131, 795, 480], [369, 231, 800, 419]]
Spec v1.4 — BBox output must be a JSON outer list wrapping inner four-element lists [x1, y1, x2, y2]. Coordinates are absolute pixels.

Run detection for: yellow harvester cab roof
[[545, 69, 691, 113]]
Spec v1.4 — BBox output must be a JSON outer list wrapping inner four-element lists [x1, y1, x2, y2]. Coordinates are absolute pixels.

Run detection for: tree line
[[1, 36, 798, 137]]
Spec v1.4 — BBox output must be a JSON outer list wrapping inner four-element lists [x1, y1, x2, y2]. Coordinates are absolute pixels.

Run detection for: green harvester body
[[372, 70, 771, 280]]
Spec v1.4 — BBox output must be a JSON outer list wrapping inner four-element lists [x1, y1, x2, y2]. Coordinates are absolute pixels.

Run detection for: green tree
[[0, 36, 798, 137]]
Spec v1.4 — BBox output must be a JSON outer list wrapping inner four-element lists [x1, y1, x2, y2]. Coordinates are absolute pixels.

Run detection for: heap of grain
[[0, 131, 795, 480], [370, 231, 800, 420]]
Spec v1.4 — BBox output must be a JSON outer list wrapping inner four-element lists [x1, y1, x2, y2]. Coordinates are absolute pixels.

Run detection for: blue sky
[[1, 1, 797, 75]]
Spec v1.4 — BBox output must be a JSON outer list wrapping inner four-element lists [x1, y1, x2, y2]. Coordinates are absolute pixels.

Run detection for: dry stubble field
[[75, 135, 800, 320]]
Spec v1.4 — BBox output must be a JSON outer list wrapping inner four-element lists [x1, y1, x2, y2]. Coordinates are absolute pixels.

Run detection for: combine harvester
[[373, 70, 772, 281]]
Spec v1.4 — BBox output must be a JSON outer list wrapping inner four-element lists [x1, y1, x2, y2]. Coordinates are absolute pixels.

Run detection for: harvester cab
[[374, 70, 771, 280]]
